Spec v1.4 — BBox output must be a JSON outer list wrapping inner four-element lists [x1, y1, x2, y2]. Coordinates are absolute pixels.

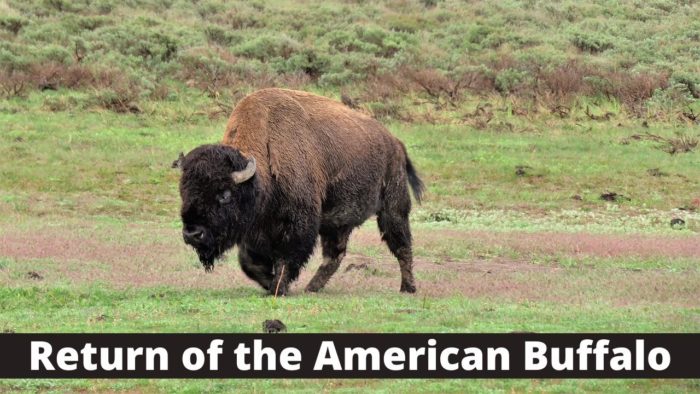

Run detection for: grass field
[[1, 0, 700, 392], [1, 96, 699, 392]]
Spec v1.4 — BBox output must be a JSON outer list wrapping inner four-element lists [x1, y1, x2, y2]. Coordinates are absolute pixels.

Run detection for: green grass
[[0, 106, 698, 391], [2, 0, 699, 121], [1, 103, 698, 221], [0, 286, 698, 392], [1, 2, 699, 391]]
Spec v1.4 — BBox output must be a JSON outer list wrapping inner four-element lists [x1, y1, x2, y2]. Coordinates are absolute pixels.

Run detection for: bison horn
[[171, 152, 185, 169], [232, 157, 256, 184]]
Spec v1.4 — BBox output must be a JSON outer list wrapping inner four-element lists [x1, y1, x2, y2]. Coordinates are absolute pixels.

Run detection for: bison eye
[[217, 189, 232, 204]]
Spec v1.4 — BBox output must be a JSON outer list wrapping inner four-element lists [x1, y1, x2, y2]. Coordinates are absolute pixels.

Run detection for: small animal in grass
[[262, 319, 287, 333]]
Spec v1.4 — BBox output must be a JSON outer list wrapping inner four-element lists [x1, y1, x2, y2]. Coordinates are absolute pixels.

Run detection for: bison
[[175, 88, 424, 295]]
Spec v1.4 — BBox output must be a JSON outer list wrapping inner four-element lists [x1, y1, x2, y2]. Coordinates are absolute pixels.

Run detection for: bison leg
[[270, 259, 291, 296], [378, 186, 417, 293], [238, 247, 273, 290], [305, 227, 353, 293]]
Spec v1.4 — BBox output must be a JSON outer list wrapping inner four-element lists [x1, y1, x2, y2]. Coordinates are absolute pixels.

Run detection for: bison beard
[[176, 88, 424, 295]]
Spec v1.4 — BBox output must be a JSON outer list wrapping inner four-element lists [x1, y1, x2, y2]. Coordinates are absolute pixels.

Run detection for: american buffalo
[[175, 88, 424, 295]]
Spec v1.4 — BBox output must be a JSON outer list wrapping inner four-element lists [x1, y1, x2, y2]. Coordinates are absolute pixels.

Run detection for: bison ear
[[171, 152, 185, 170], [232, 157, 256, 184]]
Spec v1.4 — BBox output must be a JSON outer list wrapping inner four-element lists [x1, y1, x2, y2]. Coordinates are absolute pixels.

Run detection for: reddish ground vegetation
[[0, 225, 697, 306]]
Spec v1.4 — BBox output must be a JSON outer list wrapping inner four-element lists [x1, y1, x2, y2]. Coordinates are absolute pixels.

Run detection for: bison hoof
[[400, 282, 417, 293], [268, 285, 288, 297], [305, 285, 321, 293]]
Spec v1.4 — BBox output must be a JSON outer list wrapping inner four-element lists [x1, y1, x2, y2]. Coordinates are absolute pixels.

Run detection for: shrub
[[203, 24, 238, 46], [93, 85, 141, 113], [43, 95, 80, 112], [366, 101, 408, 121], [0, 16, 28, 35], [0, 69, 30, 98], [466, 25, 504, 49], [647, 84, 695, 114], [212, 8, 265, 30], [37, 45, 72, 65], [319, 51, 381, 86], [275, 48, 330, 79], [28, 63, 99, 91], [326, 25, 414, 58], [96, 24, 180, 63], [570, 31, 614, 53], [95, 0, 115, 15], [234, 33, 300, 61], [406, 68, 469, 108], [495, 68, 530, 95], [178, 47, 237, 94], [386, 14, 426, 33], [539, 61, 587, 99], [605, 72, 668, 115], [420, 0, 441, 8], [360, 72, 407, 103], [670, 72, 700, 99], [0, 48, 30, 72]]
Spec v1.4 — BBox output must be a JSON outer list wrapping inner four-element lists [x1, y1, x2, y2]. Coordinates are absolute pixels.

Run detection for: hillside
[[1, 0, 699, 121]]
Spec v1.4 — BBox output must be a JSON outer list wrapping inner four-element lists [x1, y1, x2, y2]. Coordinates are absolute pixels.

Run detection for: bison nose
[[183, 225, 206, 244]]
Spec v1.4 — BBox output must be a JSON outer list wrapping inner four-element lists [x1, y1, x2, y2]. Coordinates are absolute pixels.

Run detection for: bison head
[[175, 144, 257, 271]]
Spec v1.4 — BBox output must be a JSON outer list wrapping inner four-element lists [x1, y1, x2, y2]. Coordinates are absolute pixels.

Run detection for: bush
[[203, 24, 238, 46], [326, 25, 414, 58], [93, 85, 141, 113], [234, 33, 300, 61], [570, 31, 614, 53], [275, 48, 330, 79], [647, 84, 695, 114], [0, 69, 30, 98], [604, 72, 668, 115], [178, 47, 237, 93], [539, 61, 587, 99], [670, 72, 700, 99], [0, 16, 28, 35], [0, 48, 30, 72], [95, 24, 180, 64], [43, 95, 80, 112], [319, 51, 381, 86], [366, 101, 407, 121], [37, 45, 72, 65], [495, 68, 530, 94]]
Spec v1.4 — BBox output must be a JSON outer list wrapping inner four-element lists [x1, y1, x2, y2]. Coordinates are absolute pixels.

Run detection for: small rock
[[600, 192, 630, 202], [670, 218, 686, 229], [263, 319, 287, 334], [514, 165, 531, 177]]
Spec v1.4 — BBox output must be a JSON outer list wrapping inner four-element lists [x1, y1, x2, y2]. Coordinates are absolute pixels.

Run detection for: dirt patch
[[304, 256, 699, 307], [26, 271, 43, 280], [411, 229, 700, 259], [0, 225, 698, 306]]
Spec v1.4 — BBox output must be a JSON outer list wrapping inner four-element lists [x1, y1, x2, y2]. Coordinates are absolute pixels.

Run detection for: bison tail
[[405, 156, 425, 204]]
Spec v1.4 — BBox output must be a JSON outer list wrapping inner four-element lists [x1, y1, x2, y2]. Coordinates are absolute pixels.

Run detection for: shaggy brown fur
[[178, 88, 423, 294], [222, 89, 412, 199]]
